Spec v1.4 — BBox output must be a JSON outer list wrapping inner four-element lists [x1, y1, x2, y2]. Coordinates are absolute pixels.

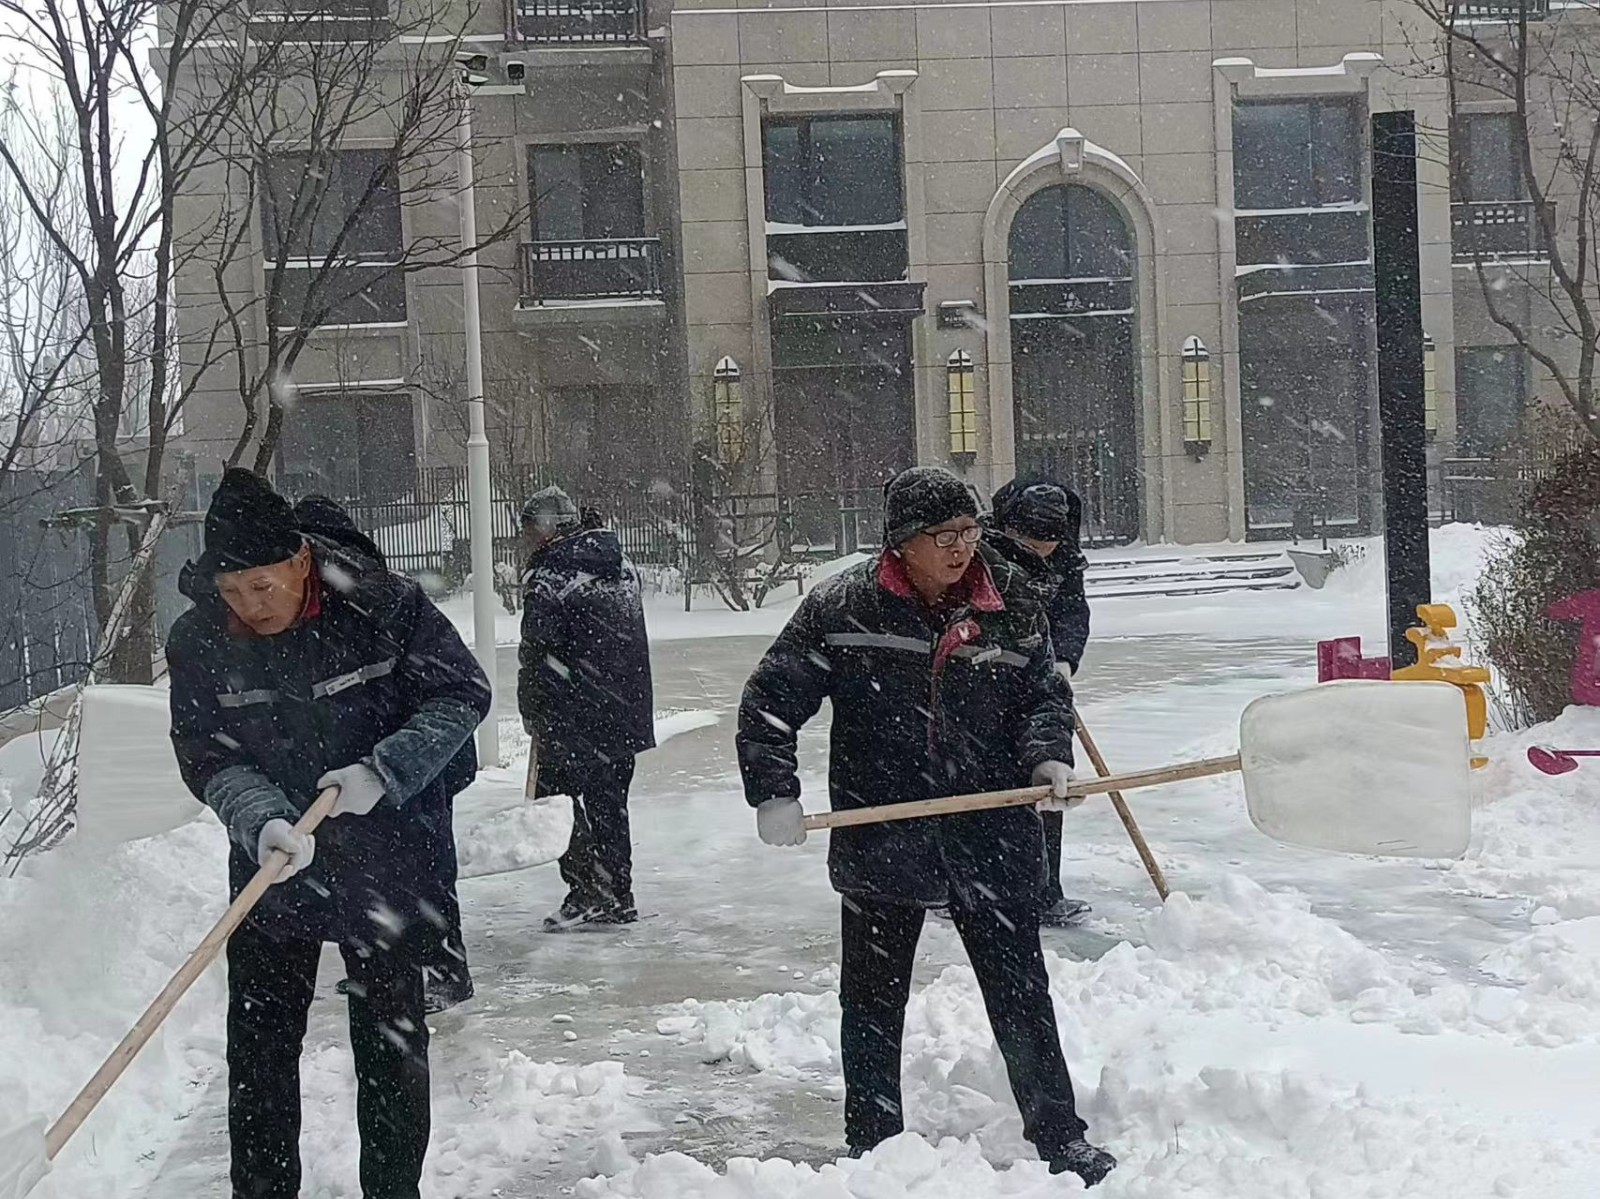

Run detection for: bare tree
[[0, 0, 528, 684], [1416, 0, 1600, 444]]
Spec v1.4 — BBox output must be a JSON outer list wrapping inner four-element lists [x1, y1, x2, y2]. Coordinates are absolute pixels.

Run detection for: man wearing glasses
[[736, 465, 1116, 1186]]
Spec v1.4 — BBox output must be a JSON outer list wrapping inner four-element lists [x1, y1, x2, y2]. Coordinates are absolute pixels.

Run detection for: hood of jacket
[[531, 527, 625, 581]]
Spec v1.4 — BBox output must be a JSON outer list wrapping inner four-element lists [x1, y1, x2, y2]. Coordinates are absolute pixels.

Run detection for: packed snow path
[[136, 629, 1338, 1194]]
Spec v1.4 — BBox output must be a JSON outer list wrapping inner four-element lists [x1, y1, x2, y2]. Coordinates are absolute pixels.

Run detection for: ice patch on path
[[297, 1049, 655, 1196]]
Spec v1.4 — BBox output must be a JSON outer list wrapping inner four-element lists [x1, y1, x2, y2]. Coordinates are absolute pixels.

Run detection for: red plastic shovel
[[1527, 746, 1600, 775]]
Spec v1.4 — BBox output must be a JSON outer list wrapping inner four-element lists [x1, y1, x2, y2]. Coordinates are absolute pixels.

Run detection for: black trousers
[[541, 753, 637, 910], [227, 922, 430, 1199], [839, 896, 1086, 1159], [1042, 811, 1065, 906]]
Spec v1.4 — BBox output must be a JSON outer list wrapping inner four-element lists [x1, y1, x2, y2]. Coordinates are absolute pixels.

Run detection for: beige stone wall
[[670, 0, 1455, 543]]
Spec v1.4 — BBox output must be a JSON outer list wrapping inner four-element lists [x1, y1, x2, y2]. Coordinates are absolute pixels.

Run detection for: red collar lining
[[876, 551, 1004, 612]]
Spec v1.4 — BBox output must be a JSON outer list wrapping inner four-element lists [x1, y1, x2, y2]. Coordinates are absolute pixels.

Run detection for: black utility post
[[1372, 110, 1431, 669]]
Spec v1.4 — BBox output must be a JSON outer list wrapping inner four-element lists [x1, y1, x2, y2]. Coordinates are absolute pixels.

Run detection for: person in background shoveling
[[168, 468, 491, 1199], [517, 485, 655, 930], [983, 476, 1095, 927], [736, 465, 1116, 1187]]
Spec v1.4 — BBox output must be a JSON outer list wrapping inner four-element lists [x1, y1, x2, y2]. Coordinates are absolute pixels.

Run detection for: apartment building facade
[[165, 0, 1562, 547], [168, 0, 690, 507]]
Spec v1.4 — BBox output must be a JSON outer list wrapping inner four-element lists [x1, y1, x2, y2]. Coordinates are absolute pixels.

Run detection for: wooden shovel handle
[[44, 786, 340, 1160], [1074, 716, 1170, 901], [802, 754, 1242, 832]]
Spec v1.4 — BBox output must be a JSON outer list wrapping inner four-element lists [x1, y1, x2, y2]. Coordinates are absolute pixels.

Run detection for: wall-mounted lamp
[[1423, 335, 1438, 439], [947, 350, 978, 460], [1181, 336, 1212, 459], [713, 356, 742, 466]]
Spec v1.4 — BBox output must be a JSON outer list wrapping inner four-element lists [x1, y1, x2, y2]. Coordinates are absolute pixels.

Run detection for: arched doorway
[[1008, 184, 1141, 544]]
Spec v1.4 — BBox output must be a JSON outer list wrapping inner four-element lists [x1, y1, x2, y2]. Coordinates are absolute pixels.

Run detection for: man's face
[[216, 545, 312, 636], [897, 515, 981, 596], [521, 518, 559, 556]]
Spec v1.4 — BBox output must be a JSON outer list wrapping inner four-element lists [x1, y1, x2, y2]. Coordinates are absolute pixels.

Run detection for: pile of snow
[[299, 1049, 653, 1196], [647, 860, 1600, 1193], [0, 822, 230, 1196]]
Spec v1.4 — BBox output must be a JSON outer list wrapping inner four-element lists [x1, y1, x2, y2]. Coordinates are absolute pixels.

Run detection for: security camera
[[456, 52, 488, 71], [505, 58, 526, 83], [462, 72, 489, 87]]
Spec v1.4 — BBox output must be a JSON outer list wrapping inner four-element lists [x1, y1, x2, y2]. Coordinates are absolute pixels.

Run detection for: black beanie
[[200, 468, 303, 574], [991, 477, 1080, 543], [883, 466, 979, 546]]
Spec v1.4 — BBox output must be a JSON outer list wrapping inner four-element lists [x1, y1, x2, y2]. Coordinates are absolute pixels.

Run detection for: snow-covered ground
[[11, 523, 1600, 1198]]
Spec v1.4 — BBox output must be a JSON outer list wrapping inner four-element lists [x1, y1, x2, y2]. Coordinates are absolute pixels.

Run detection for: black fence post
[[1372, 110, 1431, 669]]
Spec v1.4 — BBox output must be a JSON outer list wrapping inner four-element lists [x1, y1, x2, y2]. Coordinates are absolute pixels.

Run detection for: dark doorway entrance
[[1008, 184, 1141, 545], [771, 316, 916, 552], [1238, 294, 1375, 538]]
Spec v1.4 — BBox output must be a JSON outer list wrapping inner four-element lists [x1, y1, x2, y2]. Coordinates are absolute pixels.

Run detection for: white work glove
[[756, 796, 808, 847], [1054, 661, 1076, 681], [257, 818, 315, 881], [1032, 760, 1083, 811], [318, 763, 386, 817]]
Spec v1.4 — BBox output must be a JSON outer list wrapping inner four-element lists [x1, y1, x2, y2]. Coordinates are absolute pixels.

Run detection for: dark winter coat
[[168, 539, 491, 947], [981, 533, 1091, 672], [517, 527, 655, 763], [736, 551, 1075, 910]]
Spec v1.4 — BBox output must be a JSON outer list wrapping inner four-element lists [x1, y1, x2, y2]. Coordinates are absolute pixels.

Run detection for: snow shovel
[[803, 681, 1475, 859], [1527, 746, 1600, 775], [0, 785, 340, 1197]]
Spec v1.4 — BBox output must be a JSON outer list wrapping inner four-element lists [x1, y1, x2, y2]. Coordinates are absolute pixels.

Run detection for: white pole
[[457, 86, 500, 768]]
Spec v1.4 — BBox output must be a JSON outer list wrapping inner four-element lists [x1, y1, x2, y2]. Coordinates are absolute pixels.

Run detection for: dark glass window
[[1233, 99, 1362, 209], [1454, 113, 1526, 203], [278, 391, 417, 503], [530, 143, 645, 241], [763, 115, 904, 228], [261, 149, 405, 325], [1456, 345, 1528, 455], [1008, 184, 1133, 282]]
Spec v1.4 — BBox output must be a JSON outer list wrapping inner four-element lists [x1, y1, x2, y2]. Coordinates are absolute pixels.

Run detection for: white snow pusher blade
[[804, 680, 1473, 860], [1239, 679, 1472, 858], [0, 1119, 48, 1199], [75, 684, 200, 847]]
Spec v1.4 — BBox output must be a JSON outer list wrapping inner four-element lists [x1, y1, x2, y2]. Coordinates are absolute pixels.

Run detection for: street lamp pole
[[456, 81, 500, 768]]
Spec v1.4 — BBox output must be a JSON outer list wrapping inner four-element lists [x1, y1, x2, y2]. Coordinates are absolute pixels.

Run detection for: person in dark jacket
[[517, 486, 655, 930], [984, 477, 1094, 927], [168, 468, 491, 1199], [293, 493, 476, 1014], [736, 466, 1116, 1187]]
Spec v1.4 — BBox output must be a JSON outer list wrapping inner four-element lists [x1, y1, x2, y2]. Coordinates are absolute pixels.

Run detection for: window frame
[[1232, 97, 1365, 211], [528, 141, 648, 243], [761, 112, 906, 231]]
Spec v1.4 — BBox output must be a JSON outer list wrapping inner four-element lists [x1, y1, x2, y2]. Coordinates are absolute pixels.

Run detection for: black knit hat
[[883, 466, 980, 547], [200, 468, 303, 575], [991, 477, 1081, 543]]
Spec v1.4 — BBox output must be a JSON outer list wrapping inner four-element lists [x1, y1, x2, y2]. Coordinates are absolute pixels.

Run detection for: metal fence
[[341, 466, 692, 584]]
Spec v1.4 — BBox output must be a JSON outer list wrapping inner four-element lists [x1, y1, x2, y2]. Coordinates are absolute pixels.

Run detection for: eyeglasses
[[922, 526, 983, 549]]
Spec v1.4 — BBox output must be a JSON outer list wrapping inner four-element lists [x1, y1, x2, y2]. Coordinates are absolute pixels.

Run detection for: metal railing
[[1452, 199, 1552, 262], [519, 0, 645, 43], [520, 238, 664, 305], [1451, 0, 1549, 19]]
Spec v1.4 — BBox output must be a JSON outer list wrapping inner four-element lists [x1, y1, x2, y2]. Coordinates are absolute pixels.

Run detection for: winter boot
[[1048, 1140, 1117, 1187], [589, 897, 640, 925], [1039, 897, 1092, 927], [542, 898, 600, 932]]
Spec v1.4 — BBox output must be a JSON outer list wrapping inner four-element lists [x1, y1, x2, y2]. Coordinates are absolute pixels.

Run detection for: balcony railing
[[1451, 0, 1549, 19], [1451, 199, 1552, 263], [520, 238, 663, 305], [519, 0, 644, 43]]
